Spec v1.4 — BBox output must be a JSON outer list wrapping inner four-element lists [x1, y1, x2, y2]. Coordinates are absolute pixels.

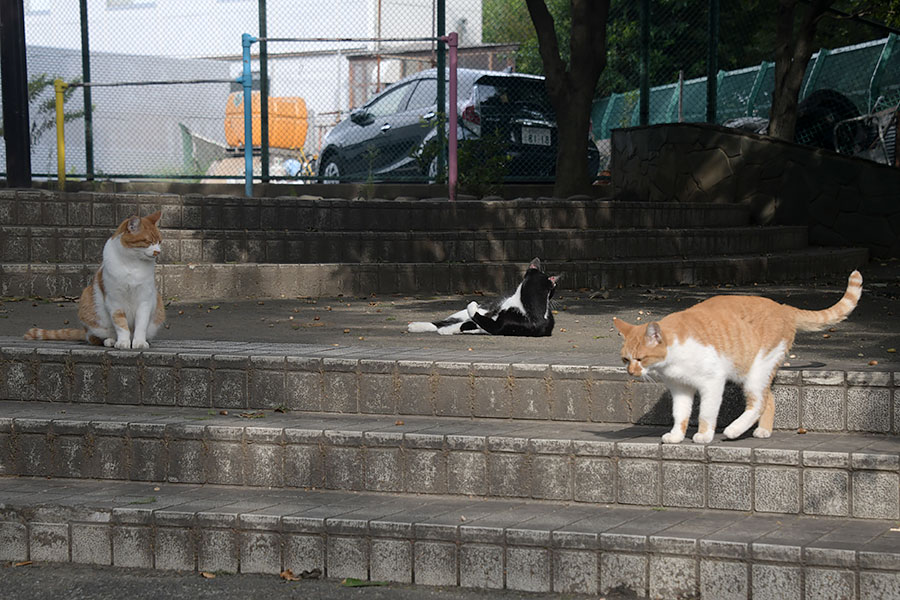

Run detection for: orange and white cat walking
[[25, 211, 166, 350], [614, 270, 862, 444]]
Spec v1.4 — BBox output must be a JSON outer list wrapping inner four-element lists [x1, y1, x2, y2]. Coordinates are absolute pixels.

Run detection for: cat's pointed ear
[[146, 210, 162, 225], [548, 275, 560, 286], [645, 322, 664, 346], [613, 317, 633, 336], [127, 216, 141, 233], [528, 257, 541, 270]]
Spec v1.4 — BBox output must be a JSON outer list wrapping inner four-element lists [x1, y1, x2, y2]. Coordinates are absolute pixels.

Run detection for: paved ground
[[0, 562, 637, 600], [2, 259, 898, 370]]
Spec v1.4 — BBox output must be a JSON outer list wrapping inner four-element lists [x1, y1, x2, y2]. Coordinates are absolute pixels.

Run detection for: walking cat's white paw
[[103, 338, 116, 347], [114, 339, 131, 350], [467, 301, 479, 318], [752, 427, 771, 438], [132, 340, 150, 350], [692, 431, 714, 444], [662, 431, 684, 444], [722, 424, 741, 439]]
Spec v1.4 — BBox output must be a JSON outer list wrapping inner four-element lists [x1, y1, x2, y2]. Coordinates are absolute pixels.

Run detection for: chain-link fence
[[2, 0, 898, 185], [591, 2, 899, 170]]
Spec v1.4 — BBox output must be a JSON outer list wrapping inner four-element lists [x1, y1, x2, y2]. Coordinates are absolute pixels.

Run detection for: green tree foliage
[[0, 74, 86, 145], [483, 0, 899, 97]]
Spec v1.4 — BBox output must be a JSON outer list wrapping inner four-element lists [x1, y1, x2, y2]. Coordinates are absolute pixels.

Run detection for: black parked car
[[318, 68, 600, 182]]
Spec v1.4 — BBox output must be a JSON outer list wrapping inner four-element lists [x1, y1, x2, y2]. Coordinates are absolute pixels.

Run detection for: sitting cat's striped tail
[[792, 270, 863, 332], [24, 327, 86, 341]]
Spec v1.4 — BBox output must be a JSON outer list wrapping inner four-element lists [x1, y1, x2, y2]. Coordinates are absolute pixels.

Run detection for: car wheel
[[319, 156, 343, 183]]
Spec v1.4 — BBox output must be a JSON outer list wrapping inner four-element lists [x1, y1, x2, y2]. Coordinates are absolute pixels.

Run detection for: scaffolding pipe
[[441, 32, 458, 201], [241, 33, 257, 197]]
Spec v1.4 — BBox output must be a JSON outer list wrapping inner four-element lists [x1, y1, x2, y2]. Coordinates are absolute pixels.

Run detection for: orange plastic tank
[[225, 91, 308, 149]]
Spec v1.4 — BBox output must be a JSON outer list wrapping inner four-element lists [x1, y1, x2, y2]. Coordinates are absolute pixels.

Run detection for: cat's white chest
[[102, 240, 157, 296], [651, 338, 735, 385]]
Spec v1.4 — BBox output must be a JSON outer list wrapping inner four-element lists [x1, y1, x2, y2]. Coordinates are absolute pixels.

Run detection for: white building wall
[[18, 0, 484, 170]]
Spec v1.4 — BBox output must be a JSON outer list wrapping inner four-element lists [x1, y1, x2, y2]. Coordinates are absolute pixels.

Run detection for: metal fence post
[[639, 0, 650, 126], [706, 0, 719, 123], [436, 0, 446, 182], [442, 32, 458, 201], [55, 79, 68, 188], [79, 0, 94, 180], [259, 0, 269, 183], [241, 33, 258, 197], [0, 0, 32, 187]]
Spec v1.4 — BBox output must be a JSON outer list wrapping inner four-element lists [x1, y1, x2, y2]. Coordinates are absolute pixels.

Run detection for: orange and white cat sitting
[[25, 211, 166, 350], [614, 271, 862, 444]]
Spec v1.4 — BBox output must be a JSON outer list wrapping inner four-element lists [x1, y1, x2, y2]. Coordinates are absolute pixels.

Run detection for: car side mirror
[[350, 109, 373, 126]]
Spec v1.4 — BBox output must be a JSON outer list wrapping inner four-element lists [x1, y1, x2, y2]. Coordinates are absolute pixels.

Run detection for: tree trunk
[[525, 0, 609, 198], [768, 0, 833, 141]]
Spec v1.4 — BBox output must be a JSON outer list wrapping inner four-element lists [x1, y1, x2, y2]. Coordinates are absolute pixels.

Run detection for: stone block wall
[[610, 122, 900, 257]]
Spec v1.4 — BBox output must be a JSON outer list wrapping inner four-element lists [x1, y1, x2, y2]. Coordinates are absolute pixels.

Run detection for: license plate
[[522, 126, 551, 146]]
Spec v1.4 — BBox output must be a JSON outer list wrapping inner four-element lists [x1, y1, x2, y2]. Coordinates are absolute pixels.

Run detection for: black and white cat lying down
[[407, 258, 559, 336]]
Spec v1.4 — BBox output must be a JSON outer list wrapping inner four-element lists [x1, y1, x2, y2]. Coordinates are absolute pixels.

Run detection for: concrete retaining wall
[[611, 122, 900, 257]]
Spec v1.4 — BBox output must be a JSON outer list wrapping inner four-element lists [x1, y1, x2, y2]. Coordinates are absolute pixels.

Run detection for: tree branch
[[524, 0, 568, 99]]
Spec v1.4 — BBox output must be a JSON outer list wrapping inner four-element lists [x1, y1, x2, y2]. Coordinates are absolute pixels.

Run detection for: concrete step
[[1, 401, 897, 520], [0, 477, 897, 597], [1, 338, 895, 434], [1, 189, 753, 231], [0, 225, 809, 265], [0, 248, 869, 299]]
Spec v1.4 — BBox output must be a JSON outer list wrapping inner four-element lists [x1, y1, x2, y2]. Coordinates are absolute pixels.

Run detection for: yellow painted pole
[[54, 78, 67, 189]]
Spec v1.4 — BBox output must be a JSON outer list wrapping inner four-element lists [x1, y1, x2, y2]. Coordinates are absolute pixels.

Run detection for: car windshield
[[473, 76, 554, 116]]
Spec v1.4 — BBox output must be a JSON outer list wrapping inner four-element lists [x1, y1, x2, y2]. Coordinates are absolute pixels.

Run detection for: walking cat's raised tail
[[791, 269, 863, 331]]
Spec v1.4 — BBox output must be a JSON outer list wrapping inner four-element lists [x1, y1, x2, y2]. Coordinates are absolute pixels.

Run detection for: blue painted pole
[[241, 33, 257, 197]]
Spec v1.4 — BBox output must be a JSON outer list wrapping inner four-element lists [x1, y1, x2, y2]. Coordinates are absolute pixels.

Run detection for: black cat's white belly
[[407, 306, 489, 335]]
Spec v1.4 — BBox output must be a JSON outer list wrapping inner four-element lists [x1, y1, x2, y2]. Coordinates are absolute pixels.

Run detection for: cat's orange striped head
[[114, 211, 163, 261], [613, 317, 667, 377]]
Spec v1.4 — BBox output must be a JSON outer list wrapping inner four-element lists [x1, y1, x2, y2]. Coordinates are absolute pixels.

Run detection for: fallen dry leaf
[[343, 328, 351, 333], [239, 411, 265, 419], [797, 428, 807, 434], [200, 572, 216, 579], [13, 561, 33, 567], [822, 334, 831, 339], [869, 360, 879, 366], [281, 569, 301, 581], [395, 420, 405, 426], [888, 348, 896, 353], [219, 410, 228, 415]]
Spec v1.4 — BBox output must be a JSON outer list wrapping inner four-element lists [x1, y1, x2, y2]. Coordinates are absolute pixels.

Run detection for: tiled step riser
[[1, 227, 809, 265], [3, 418, 897, 519], [0, 249, 869, 299], [1, 346, 896, 433], [1, 190, 752, 231], [1, 506, 897, 598]]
